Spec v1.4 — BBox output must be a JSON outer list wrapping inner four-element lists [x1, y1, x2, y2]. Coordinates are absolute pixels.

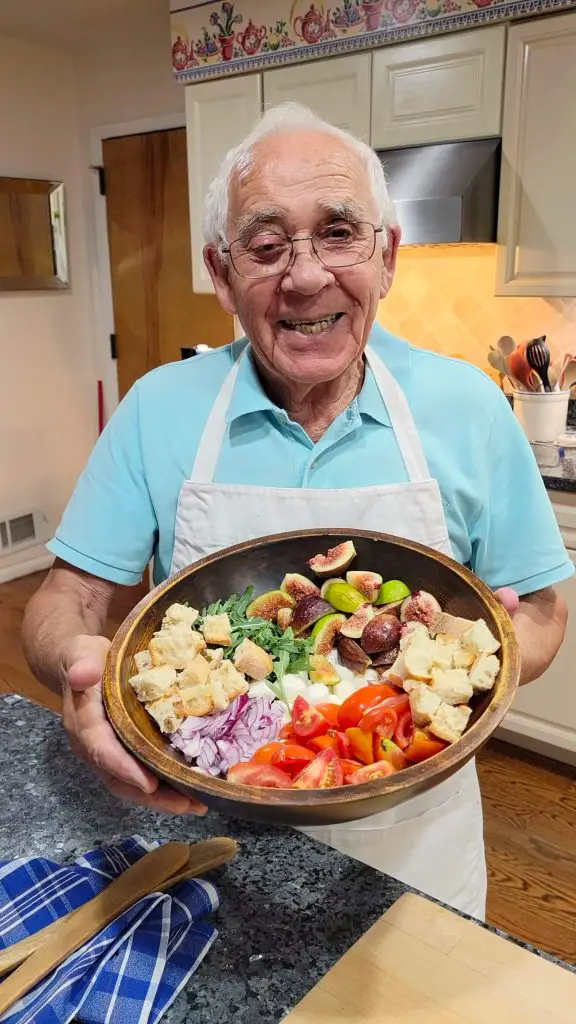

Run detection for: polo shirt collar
[[224, 324, 411, 429]]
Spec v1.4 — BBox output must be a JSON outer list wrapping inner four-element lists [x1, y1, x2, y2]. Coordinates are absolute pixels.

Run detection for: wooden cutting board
[[284, 893, 576, 1023]]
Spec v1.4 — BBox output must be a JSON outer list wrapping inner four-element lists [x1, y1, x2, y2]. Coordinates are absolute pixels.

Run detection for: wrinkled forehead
[[228, 130, 376, 236]]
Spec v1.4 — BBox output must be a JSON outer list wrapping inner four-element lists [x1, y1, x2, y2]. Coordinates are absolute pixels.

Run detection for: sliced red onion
[[171, 695, 283, 777]]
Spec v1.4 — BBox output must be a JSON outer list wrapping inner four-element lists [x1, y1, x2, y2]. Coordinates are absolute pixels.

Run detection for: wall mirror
[[0, 177, 69, 290]]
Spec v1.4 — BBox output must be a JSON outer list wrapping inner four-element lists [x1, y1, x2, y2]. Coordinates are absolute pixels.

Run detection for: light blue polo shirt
[[48, 324, 574, 595]]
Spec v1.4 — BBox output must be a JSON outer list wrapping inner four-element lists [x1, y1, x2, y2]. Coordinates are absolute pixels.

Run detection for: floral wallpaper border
[[171, 0, 576, 82]]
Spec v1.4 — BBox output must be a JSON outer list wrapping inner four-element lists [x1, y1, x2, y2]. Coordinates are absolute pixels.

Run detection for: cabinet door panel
[[264, 55, 371, 142]]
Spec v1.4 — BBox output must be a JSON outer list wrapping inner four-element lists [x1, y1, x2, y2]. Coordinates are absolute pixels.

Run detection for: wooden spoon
[[0, 837, 237, 978], [560, 357, 576, 391]]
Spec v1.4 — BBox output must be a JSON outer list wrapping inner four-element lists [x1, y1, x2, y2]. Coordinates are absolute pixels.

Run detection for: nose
[[280, 236, 335, 295]]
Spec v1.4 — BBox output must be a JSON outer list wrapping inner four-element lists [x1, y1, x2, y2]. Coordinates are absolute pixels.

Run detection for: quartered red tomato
[[293, 748, 344, 789], [394, 708, 414, 749], [337, 684, 401, 731], [345, 761, 397, 784], [345, 727, 375, 765], [270, 744, 316, 778], [339, 758, 363, 776], [292, 696, 330, 740], [279, 723, 296, 740], [314, 703, 341, 728], [309, 733, 340, 754], [404, 728, 448, 763], [227, 763, 293, 788], [374, 735, 408, 770], [359, 705, 397, 738], [336, 730, 351, 759]]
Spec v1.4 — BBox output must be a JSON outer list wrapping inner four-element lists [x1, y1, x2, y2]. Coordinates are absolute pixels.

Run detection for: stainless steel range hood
[[377, 139, 501, 245]]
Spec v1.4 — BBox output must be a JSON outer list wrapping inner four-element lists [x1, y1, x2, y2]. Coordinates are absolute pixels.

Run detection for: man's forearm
[[21, 565, 113, 694], [514, 588, 568, 685]]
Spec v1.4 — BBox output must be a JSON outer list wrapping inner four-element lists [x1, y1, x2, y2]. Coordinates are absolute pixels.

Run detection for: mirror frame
[[0, 177, 69, 291]]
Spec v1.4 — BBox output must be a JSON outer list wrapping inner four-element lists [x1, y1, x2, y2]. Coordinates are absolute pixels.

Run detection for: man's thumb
[[65, 636, 111, 692]]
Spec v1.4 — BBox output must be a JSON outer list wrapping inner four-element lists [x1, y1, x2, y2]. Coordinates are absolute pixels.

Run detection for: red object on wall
[[97, 379, 105, 435]]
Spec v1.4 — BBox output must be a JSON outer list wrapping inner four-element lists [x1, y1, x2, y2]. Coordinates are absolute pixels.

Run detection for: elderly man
[[23, 103, 571, 919]]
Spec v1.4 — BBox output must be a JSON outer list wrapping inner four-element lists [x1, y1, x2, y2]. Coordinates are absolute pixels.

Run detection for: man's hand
[[62, 635, 207, 815], [495, 585, 567, 685]]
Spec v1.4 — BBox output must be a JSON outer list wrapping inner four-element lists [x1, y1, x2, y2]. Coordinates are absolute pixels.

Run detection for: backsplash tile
[[377, 245, 576, 384]]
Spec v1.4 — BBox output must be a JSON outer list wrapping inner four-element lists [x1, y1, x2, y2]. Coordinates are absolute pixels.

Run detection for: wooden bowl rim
[[103, 528, 521, 810]]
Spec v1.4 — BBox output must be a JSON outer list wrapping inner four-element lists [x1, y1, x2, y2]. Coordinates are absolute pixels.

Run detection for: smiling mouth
[[279, 313, 344, 335]]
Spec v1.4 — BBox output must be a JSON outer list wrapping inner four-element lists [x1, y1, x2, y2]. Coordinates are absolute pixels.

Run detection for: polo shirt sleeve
[[46, 382, 157, 585], [469, 390, 574, 596]]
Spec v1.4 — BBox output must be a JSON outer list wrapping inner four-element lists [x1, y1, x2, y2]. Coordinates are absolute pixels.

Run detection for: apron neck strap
[[189, 345, 431, 484]]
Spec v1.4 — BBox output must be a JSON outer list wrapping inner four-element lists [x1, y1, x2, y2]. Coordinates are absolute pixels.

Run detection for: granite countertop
[[538, 445, 576, 492], [1, 695, 573, 1023]]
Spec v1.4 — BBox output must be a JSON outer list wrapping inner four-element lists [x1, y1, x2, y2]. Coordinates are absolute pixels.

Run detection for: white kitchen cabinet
[[185, 75, 262, 294], [263, 54, 372, 143], [370, 26, 505, 149], [496, 12, 576, 297]]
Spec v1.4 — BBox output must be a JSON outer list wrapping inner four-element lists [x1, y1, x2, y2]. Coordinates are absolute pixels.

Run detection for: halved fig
[[346, 570, 382, 603], [376, 600, 403, 618], [277, 606, 294, 631], [247, 589, 295, 621], [308, 540, 357, 579], [309, 654, 340, 686], [291, 595, 334, 636], [361, 614, 402, 655], [400, 590, 442, 631], [322, 581, 366, 614], [281, 572, 320, 602], [312, 613, 347, 655], [339, 604, 374, 639], [337, 635, 372, 675], [371, 646, 400, 668], [320, 577, 345, 599]]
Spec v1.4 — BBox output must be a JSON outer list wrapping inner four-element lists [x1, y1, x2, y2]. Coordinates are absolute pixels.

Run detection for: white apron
[[170, 346, 487, 919]]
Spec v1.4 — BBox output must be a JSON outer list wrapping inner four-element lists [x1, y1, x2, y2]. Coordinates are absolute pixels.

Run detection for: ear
[[203, 245, 238, 316], [379, 225, 401, 299]]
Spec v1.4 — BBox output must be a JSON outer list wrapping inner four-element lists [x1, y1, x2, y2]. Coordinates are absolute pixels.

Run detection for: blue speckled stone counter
[[0, 695, 572, 1023]]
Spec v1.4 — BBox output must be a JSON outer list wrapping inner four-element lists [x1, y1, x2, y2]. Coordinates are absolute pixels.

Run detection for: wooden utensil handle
[[0, 837, 237, 977], [0, 842, 190, 1016]]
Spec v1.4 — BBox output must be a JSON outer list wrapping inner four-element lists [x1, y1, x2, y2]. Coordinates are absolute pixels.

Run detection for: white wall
[[0, 33, 97, 580]]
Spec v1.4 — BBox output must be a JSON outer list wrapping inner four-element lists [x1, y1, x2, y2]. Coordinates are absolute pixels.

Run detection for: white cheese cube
[[462, 620, 500, 656], [409, 683, 442, 726], [429, 703, 472, 744], [429, 668, 473, 706], [305, 683, 331, 705], [129, 664, 177, 703], [333, 680, 356, 702], [283, 675, 309, 705], [468, 653, 500, 692], [248, 680, 277, 700]]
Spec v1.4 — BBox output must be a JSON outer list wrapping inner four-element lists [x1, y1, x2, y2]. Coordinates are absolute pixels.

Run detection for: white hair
[[202, 102, 396, 248]]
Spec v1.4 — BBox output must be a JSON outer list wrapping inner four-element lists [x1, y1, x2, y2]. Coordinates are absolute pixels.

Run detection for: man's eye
[[249, 239, 287, 261], [323, 225, 355, 242]]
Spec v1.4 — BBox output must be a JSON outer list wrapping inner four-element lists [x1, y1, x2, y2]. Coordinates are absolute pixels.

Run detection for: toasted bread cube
[[430, 638, 461, 670], [209, 659, 249, 705], [462, 620, 500, 656], [201, 613, 232, 646], [149, 630, 206, 670], [409, 683, 442, 726], [452, 648, 476, 670], [146, 693, 184, 734], [205, 647, 224, 668], [469, 653, 500, 692], [399, 622, 430, 651], [429, 668, 473, 706], [429, 703, 472, 744], [234, 637, 274, 680], [178, 654, 211, 688], [175, 685, 214, 717], [162, 602, 199, 630], [403, 634, 436, 680], [129, 664, 177, 703], [133, 650, 152, 673]]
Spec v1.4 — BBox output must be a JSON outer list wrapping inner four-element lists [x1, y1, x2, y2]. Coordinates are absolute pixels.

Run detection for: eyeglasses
[[221, 222, 384, 280]]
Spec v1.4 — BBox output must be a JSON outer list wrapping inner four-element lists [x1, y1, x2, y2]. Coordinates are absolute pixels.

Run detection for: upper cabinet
[[263, 55, 372, 143], [496, 12, 576, 297], [185, 74, 262, 294], [370, 26, 505, 149]]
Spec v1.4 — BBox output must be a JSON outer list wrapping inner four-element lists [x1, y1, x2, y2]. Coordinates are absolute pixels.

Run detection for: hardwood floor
[[1, 571, 575, 963]]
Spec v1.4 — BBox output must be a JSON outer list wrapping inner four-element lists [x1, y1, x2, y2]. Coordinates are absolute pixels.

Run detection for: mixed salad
[[129, 541, 501, 790]]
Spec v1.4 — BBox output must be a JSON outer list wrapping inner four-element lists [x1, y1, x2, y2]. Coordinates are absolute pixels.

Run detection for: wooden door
[[263, 55, 371, 142], [496, 12, 576, 297], [103, 128, 233, 399]]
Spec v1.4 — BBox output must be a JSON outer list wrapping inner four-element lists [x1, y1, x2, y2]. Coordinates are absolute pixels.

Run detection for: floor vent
[[0, 510, 51, 554]]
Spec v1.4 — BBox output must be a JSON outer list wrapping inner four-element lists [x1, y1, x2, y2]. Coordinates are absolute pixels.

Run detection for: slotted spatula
[[526, 336, 552, 391]]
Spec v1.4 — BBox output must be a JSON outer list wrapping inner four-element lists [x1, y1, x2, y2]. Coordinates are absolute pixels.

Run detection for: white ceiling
[[0, 0, 160, 47]]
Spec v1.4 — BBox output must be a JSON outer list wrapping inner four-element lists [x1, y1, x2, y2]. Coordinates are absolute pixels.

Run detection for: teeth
[[283, 314, 340, 334]]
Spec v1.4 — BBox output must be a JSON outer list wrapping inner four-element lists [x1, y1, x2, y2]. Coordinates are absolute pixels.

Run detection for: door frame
[[89, 113, 186, 422]]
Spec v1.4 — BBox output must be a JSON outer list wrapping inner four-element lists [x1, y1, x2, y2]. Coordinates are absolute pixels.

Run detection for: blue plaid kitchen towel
[[0, 837, 219, 1024]]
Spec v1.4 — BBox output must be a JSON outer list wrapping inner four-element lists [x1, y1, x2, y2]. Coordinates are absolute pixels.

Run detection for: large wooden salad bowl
[[103, 530, 521, 827]]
